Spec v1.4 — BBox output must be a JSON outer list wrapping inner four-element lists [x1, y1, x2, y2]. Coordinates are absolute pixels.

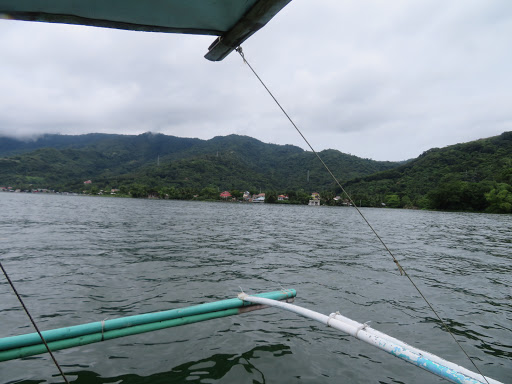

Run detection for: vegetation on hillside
[[0, 133, 398, 193], [343, 132, 512, 213], [1, 132, 511, 213]]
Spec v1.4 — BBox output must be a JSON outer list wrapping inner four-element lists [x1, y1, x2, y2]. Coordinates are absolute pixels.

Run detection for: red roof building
[[220, 191, 232, 198]]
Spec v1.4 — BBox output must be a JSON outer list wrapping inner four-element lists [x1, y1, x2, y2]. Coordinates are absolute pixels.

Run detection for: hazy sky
[[1, 0, 511, 161]]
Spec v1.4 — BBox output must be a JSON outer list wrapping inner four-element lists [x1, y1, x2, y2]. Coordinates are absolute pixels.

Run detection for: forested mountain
[[2, 132, 510, 213], [0, 133, 398, 192], [343, 131, 512, 212], [0, 133, 201, 162]]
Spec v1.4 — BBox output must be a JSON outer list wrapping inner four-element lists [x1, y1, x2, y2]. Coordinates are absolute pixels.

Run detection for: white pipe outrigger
[[238, 294, 503, 384]]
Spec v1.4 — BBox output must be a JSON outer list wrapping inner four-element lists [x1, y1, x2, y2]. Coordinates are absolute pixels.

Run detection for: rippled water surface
[[1, 193, 511, 383]]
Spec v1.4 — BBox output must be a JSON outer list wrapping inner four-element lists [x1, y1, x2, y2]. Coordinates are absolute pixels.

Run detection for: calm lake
[[0, 193, 510, 383]]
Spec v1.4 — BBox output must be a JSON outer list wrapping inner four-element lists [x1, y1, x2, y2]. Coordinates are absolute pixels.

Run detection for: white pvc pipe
[[331, 313, 501, 384], [238, 294, 502, 384]]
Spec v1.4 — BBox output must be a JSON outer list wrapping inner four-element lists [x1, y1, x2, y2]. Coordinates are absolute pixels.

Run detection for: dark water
[[0, 193, 510, 383]]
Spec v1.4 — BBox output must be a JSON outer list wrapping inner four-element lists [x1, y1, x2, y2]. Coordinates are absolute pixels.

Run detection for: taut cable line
[[0, 261, 70, 384], [235, 45, 490, 384]]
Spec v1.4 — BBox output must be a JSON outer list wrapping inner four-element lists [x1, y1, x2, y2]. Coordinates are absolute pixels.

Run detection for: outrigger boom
[[238, 293, 503, 384], [0, 289, 503, 384], [0, 289, 296, 362]]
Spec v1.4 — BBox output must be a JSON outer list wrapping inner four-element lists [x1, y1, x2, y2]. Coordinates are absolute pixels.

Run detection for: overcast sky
[[1, 0, 511, 161]]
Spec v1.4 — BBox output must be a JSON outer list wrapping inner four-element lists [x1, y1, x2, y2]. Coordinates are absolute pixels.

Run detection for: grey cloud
[[0, 0, 511, 160]]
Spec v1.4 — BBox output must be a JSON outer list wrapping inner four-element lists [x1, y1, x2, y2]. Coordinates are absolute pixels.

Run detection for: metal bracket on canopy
[[205, 0, 292, 61]]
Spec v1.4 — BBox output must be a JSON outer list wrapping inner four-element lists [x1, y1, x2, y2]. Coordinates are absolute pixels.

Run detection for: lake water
[[0, 193, 510, 384]]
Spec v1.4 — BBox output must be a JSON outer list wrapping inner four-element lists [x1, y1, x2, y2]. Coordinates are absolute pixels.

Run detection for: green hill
[[344, 132, 512, 213], [0, 133, 399, 193], [2, 131, 510, 212]]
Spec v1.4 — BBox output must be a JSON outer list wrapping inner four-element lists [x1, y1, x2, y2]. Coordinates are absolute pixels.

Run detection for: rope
[[355, 321, 371, 338], [0, 261, 70, 384], [235, 45, 490, 384], [101, 319, 107, 341], [236, 46, 404, 274]]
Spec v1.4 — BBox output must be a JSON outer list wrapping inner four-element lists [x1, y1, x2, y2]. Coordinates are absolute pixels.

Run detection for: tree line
[[2, 132, 511, 213]]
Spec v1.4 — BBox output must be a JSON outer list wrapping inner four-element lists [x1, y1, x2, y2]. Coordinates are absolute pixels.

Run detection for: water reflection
[[56, 345, 292, 384]]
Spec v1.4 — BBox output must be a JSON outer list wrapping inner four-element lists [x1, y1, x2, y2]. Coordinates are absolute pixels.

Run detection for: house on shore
[[252, 193, 265, 203], [309, 192, 320, 206], [220, 191, 232, 200]]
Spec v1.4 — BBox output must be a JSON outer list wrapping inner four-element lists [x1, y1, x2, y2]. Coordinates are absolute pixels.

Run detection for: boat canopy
[[0, 0, 291, 61]]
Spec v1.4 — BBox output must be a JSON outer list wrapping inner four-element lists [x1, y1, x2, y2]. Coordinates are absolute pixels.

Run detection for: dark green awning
[[0, 0, 292, 61]]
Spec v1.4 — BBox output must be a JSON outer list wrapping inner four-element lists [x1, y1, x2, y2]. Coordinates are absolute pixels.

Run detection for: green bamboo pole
[[0, 308, 239, 362], [0, 289, 296, 362]]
